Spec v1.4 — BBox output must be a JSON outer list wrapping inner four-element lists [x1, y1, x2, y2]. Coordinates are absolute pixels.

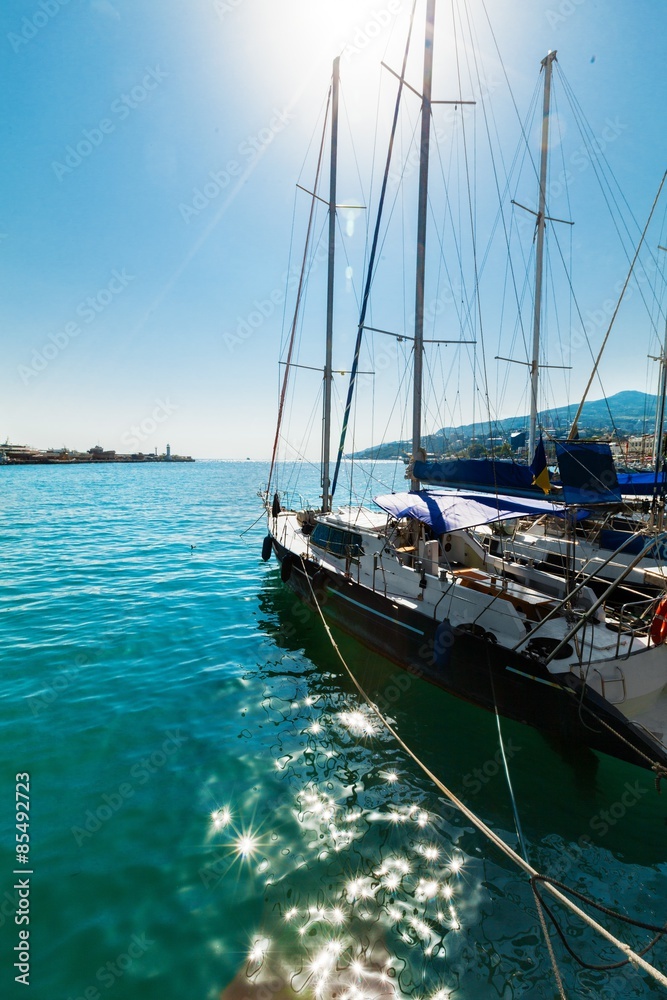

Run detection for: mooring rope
[[533, 881, 568, 1000], [488, 665, 529, 862], [297, 557, 667, 991], [531, 875, 667, 972], [494, 703, 528, 861], [575, 693, 667, 789]]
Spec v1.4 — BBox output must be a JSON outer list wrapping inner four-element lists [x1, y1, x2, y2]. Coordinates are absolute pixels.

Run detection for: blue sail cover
[[616, 471, 667, 496], [374, 490, 585, 534], [413, 458, 543, 496], [554, 441, 622, 505]]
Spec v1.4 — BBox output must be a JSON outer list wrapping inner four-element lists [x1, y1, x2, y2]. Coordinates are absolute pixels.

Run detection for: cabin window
[[311, 524, 364, 558]]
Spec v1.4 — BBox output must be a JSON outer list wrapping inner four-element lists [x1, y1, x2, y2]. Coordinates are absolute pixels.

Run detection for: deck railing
[[604, 594, 661, 658]]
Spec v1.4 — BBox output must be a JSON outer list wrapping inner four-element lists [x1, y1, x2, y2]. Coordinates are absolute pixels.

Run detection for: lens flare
[[235, 832, 259, 858]]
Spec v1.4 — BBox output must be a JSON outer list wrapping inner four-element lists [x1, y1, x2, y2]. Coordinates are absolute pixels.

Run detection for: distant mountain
[[351, 390, 659, 460]]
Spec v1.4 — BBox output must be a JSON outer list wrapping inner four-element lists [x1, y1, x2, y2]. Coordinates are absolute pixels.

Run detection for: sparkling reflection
[[238, 576, 667, 1000], [235, 833, 259, 858], [205, 679, 482, 1000]]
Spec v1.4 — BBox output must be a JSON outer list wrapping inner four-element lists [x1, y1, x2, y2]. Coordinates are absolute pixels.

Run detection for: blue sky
[[1, 0, 666, 459]]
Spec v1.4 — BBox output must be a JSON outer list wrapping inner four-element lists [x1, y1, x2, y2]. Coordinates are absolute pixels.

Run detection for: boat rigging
[[262, 1, 667, 782]]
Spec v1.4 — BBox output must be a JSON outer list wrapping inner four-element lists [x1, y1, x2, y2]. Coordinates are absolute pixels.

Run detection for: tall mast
[[652, 245, 667, 512], [652, 323, 667, 498], [528, 50, 557, 462], [410, 0, 436, 492], [322, 57, 339, 513]]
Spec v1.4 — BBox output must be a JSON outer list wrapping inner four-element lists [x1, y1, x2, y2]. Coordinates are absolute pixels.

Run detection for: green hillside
[[352, 390, 659, 459]]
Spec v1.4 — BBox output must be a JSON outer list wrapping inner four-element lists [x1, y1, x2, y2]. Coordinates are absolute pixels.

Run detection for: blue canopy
[[616, 471, 667, 496], [413, 458, 544, 496], [555, 441, 622, 504], [374, 489, 586, 534]]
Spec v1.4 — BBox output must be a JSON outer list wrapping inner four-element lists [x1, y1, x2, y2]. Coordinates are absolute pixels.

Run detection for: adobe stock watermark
[[559, 254, 658, 365], [120, 398, 178, 450], [596, 966, 643, 1000], [546, 777, 651, 883], [223, 239, 328, 353], [66, 932, 153, 999], [0, 887, 22, 930], [388, 74, 500, 189], [545, 0, 586, 29], [70, 729, 188, 846], [179, 108, 294, 224], [198, 850, 228, 890], [342, 1, 403, 63], [214, 0, 242, 19], [27, 654, 89, 716], [18, 268, 135, 385], [52, 66, 167, 181], [542, 117, 628, 204], [7, 0, 72, 54], [356, 287, 463, 391], [588, 780, 648, 838], [461, 740, 522, 795]]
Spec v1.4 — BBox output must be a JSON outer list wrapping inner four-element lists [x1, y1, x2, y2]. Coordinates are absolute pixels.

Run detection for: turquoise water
[[0, 461, 665, 999]]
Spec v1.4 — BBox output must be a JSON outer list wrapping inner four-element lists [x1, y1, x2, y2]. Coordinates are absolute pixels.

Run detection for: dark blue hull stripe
[[334, 588, 425, 635]]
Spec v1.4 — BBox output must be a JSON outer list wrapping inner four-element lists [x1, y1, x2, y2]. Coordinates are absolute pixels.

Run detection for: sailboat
[[406, 46, 667, 605], [263, 2, 667, 780], [466, 225, 667, 605]]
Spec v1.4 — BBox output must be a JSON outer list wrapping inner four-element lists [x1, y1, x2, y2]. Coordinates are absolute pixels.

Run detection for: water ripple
[[0, 462, 665, 999]]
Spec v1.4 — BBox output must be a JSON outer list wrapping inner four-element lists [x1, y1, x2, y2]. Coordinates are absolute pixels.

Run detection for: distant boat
[[263, 7, 667, 779]]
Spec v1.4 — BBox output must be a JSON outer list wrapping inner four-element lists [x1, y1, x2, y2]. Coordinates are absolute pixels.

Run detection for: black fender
[[434, 619, 455, 669], [280, 554, 294, 583], [261, 535, 273, 562]]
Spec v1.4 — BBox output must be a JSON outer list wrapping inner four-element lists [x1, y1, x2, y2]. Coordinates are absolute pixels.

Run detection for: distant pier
[[0, 443, 194, 465]]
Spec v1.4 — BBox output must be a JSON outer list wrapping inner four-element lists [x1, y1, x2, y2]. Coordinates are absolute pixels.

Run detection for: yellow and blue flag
[[530, 434, 551, 494]]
